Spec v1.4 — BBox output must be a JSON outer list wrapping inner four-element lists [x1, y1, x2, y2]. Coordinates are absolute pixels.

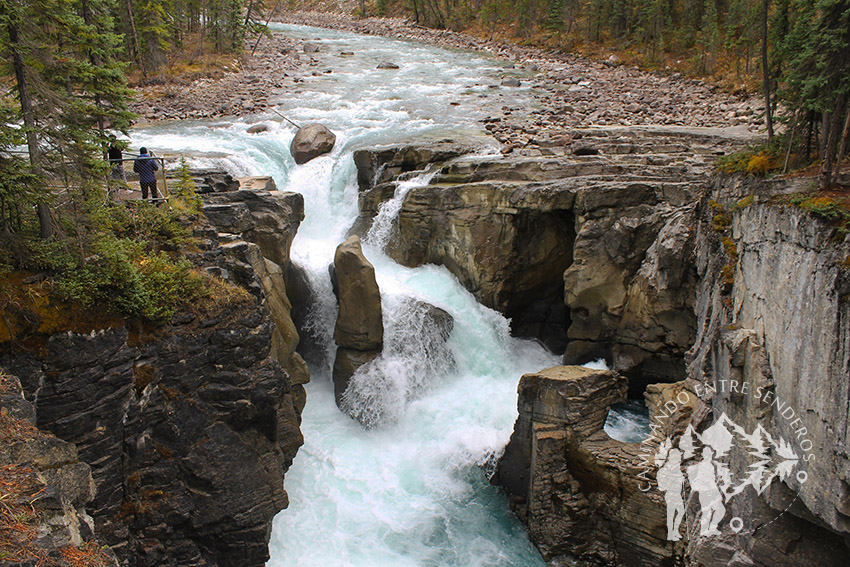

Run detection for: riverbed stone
[[290, 123, 336, 164]]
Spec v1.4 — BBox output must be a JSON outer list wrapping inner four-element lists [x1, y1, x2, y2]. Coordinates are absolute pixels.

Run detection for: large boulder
[[336, 296, 454, 427], [290, 123, 336, 164], [332, 236, 383, 351]]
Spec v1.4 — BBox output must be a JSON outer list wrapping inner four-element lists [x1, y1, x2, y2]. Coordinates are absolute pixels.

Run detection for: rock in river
[[290, 123, 336, 164]]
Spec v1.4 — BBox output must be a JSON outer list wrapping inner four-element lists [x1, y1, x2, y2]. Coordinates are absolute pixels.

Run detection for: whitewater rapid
[[132, 23, 646, 567]]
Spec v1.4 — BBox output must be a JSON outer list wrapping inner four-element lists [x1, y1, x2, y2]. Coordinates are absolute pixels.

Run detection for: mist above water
[[132, 23, 643, 567]]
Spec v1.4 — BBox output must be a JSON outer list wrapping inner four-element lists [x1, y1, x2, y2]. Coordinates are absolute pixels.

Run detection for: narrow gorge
[[3, 19, 848, 567]]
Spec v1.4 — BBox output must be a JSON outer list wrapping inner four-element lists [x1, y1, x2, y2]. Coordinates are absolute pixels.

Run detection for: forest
[[386, 0, 849, 185], [0, 0, 847, 249], [0, 0, 278, 322]]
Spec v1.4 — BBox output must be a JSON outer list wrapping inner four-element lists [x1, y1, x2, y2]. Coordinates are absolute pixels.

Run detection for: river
[[132, 23, 646, 567]]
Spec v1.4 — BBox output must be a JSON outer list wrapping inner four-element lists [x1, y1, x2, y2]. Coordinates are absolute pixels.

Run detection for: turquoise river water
[[132, 23, 647, 567]]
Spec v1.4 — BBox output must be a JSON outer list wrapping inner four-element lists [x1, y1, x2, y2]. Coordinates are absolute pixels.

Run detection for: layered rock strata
[[496, 366, 674, 565], [0, 372, 117, 565], [678, 177, 850, 565], [1, 202, 306, 566], [331, 235, 384, 405], [496, 175, 850, 565], [351, 127, 749, 384], [202, 184, 309, 388]]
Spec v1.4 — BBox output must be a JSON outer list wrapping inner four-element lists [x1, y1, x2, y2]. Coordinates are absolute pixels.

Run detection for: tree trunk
[[126, 0, 146, 78], [7, 20, 53, 239], [243, 0, 256, 29], [80, 0, 106, 145], [820, 110, 841, 189], [821, 96, 849, 188], [806, 111, 814, 159], [783, 109, 799, 173], [761, 0, 773, 141], [833, 103, 850, 182]]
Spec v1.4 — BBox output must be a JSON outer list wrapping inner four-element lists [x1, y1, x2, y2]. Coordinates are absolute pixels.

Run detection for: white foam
[[129, 23, 643, 567]]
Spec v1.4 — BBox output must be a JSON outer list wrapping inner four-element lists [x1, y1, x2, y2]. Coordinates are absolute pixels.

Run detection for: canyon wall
[[0, 186, 307, 567], [351, 134, 850, 565], [493, 176, 850, 566], [351, 127, 739, 388], [680, 177, 850, 564]]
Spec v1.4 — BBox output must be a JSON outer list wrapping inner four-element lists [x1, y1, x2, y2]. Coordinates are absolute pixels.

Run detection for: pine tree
[[782, 0, 850, 186], [0, 0, 135, 239], [135, 0, 171, 70]]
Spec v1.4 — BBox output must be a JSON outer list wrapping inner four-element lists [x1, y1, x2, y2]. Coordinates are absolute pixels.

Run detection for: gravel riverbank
[[130, 10, 765, 150]]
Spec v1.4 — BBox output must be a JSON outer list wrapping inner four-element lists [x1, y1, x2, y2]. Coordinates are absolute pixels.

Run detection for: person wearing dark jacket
[[133, 147, 159, 202], [108, 144, 126, 182]]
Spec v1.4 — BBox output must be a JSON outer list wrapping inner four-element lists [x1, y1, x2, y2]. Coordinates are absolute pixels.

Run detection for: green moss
[[787, 193, 850, 233], [732, 195, 755, 210], [717, 136, 788, 177]]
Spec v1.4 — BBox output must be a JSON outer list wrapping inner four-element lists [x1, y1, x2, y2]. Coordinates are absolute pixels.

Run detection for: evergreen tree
[[134, 0, 171, 70], [781, 0, 850, 185], [0, 0, 135, 239]]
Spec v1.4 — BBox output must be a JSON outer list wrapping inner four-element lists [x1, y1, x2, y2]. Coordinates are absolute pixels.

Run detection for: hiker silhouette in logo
[[657, 448, 685, 540], [687, 446, 726, 535]]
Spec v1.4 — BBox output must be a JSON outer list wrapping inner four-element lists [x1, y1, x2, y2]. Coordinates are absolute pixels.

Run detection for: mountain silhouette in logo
[[656, 413, 803, 501]]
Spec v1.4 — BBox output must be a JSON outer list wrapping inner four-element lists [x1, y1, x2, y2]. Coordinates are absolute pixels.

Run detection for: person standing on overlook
[[108, 142, 126, 183], [133, 147, 160, 203]]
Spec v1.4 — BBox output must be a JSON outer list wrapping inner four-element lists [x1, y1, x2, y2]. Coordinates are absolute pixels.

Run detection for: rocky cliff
[[491, 175, 850, 566], [351, 127, 748, 389], [679, 177, 850, 565], [351, 132, 850, 565], [0, 371, 117, 566], [1, 185, 307, 567]]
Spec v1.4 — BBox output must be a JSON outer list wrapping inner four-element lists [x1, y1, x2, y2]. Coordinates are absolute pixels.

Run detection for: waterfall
[[131, 22, 645, 567], [365, 168, 440, 249]]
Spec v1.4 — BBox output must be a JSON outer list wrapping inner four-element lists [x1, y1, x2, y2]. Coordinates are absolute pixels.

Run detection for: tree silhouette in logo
[[655, 413, 805, 540]]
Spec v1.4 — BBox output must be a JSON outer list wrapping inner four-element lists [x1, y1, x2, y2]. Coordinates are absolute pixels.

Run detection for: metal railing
[[109, 155, 170, 203]]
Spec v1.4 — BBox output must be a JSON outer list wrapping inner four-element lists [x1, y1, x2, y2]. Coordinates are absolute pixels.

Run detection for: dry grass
[[0, 272, 125, 349], [0, 372, 114, 566], [127, 35, 243, 87]]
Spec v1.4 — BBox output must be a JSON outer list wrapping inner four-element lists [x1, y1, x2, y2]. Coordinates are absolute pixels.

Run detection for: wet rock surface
[[331, 235, 383, 405], [289, 122, 337, 164]]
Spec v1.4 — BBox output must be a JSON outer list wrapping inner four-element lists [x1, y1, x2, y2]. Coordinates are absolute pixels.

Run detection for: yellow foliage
[[746, 153, 773, 176]]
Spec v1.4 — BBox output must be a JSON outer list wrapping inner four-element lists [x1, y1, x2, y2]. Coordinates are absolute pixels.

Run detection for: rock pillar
[[496, 365, 676, 566], [331, 236, 383, 405]]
